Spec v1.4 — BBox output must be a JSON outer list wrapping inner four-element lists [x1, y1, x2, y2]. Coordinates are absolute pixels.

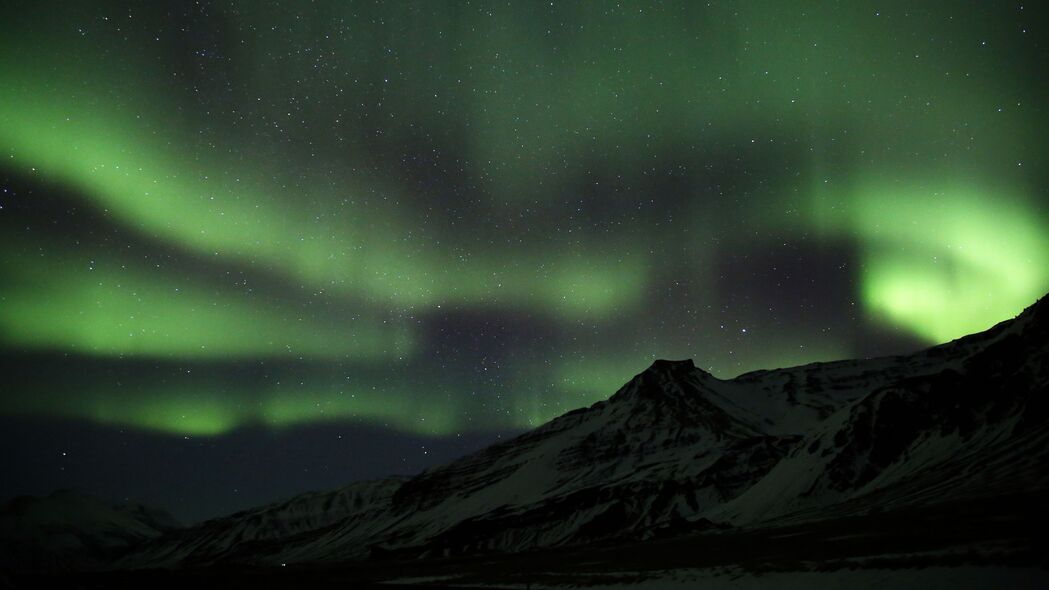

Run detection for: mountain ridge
[[5, 295, 1046, 572], [0, 489, 178, 572], [126, 294, 1049, 564]]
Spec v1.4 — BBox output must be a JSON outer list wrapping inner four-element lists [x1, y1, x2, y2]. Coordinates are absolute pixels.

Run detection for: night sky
[[2, 1, 1048, 523]]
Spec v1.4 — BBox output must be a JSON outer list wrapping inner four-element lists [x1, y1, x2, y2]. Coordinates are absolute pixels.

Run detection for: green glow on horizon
[[6, 379, 463, 437], [259, 389, 460, 437], [90, 394, 243, 437], [844, 184, 1049, 343]]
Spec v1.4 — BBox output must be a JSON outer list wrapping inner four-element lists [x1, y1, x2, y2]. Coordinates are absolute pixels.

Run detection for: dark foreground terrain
[[8, 491, 1046, 589]]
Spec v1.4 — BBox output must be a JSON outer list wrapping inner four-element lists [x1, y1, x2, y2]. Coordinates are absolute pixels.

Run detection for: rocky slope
[[123, 477, 406, 567], [0, 490, 178, 572], [112, 295, 1049, 568]]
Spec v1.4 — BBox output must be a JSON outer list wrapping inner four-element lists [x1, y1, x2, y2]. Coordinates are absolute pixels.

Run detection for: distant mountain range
[[0, 489, 178, 572], [5, 295, 1047, 574]]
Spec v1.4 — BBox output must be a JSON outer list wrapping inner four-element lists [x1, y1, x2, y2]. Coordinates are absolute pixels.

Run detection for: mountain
[[115, 294, 1048, 569], [123, 477, 406, 567], [0, 490, 178, 572], [714, 294, 1049, 525]]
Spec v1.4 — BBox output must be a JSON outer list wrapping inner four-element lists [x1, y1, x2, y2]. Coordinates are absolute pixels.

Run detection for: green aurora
[[1, 1, 1047, 436]]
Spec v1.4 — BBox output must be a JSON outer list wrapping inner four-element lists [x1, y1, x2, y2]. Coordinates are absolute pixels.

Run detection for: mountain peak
[[608, 359, 704, 404], [645, 358, 697, 374]]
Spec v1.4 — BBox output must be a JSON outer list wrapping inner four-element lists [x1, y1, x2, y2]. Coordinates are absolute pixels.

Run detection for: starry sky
[[2, 1, 1048, 522]]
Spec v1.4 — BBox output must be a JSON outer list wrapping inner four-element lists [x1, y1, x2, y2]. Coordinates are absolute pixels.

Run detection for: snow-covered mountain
[[9, 295, 1044, 573], [123, 477, 406, 567], [0, 490, 178, 572], [715, 297, 1049, 525], [110, 294, 1048, 569]]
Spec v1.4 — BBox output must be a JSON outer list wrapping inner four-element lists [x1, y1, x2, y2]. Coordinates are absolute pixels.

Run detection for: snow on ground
[[396, 566, 1049, 590], [608, 567, 1049, 590]]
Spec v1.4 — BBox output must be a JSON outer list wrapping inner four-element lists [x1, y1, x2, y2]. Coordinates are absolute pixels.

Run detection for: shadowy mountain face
[[0, 490, 178, 572], [714, 294, 1049, 525], [122, 477, 407, 567], [11, 297, 1049, 572]]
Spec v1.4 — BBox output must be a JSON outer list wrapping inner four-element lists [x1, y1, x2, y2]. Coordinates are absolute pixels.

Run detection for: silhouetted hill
[[6, 295, 1047, 582], [119, 295, 1049, 568]]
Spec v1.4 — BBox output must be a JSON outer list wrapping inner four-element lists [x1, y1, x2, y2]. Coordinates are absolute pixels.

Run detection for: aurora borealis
[[2, 1, 1048, 520]]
